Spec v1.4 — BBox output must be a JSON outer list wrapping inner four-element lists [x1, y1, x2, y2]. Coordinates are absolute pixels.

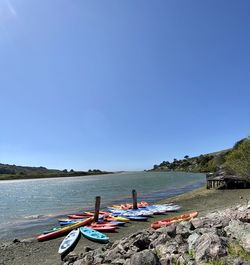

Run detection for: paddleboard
[[58, 229, 80, 255]]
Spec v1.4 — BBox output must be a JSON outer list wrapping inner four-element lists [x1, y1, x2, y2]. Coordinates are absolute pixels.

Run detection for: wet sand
[[0, 187, 249, 265]]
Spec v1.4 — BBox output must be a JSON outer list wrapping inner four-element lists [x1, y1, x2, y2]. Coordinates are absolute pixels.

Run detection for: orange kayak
[[112, 201, 149, 210], [37, 217, 93, 241], [151, 211, 198, 229]]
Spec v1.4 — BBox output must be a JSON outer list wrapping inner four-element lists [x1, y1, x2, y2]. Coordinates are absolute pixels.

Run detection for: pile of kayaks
[[36, 200, 189, 257]]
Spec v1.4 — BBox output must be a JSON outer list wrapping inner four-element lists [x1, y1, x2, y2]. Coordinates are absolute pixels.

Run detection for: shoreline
[[1, 187, 250, 265], [0, 178, 205, 242], [0, 171, 114, 181]]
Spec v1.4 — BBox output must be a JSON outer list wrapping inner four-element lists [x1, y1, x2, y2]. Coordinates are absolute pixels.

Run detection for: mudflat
[[0, 187, 249, 265]]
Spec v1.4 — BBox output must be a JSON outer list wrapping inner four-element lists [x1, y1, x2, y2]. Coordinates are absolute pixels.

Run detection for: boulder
[[187, 233, 200, 252], [132, 235, 151, 250], [224, 220, 250, 252], [149, 234, 170, 248], [176, 221, 192, 239], [159, 254, 181, 265], [155, 242, 179, 259], [103, 246, 123, 263], [129, 249, 158, 265], [157, 224, 176, 238], [193, 232, 227, 263], [111, 258, 126, 264]]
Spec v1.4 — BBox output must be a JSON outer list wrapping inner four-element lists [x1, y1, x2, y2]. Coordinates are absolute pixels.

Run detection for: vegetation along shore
[[151, 137, 250, 177], [0, 163, 111, 181]]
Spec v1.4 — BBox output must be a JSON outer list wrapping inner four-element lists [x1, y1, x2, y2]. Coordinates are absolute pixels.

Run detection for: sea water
[[0, 171, 205, 240]]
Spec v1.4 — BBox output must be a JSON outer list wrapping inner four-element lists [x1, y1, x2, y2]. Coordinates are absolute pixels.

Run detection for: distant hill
[[150, 138, 250, 177], [0, 163, 111, 180], [150, 149, 230, 173]]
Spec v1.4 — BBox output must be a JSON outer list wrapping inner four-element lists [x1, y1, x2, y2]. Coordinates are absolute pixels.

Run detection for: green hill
[[0, 163, 110, 180], [151, 137, 250, 179]]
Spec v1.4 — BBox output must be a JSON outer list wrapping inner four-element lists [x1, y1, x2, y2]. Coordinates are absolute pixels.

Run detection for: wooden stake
[[94, 196, 101, 222], [132, 189, 138, 209]]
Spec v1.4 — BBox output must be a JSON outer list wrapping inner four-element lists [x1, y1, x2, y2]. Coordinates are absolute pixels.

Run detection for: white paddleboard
[[58, 228, 80, 255]]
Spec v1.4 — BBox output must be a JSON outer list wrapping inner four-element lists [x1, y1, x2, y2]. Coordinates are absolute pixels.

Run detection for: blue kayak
[[125, 216, 148, 221], [80, 227, 109, 243]]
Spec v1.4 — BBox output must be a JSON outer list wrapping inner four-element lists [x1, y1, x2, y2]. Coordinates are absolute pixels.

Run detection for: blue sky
[[0, 0, 249, 171]]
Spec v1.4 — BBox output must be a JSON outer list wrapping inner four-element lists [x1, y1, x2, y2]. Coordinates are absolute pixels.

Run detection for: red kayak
[[87, 225, 116, 232], [91, 221, 118, 227], [84, 211, 110, 216], [67, 214, 93, 219], [151, 211, 198, 229], [37, 217, 93, 242]]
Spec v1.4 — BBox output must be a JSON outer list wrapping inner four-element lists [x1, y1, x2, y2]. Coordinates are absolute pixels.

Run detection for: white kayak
[[107, 207, 154, 217], [58, 228, 80, 255]]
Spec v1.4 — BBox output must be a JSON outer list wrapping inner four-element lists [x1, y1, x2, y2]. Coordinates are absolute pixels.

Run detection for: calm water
[[0, 171, 205, 240]]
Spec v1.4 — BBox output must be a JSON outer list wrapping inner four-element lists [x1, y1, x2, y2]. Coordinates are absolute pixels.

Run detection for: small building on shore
[[206, 172, 250, 189]]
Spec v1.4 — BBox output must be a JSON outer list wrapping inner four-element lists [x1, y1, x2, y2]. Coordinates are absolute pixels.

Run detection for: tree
[[224, 138, 250, 180], [184, 155, 189, 159]]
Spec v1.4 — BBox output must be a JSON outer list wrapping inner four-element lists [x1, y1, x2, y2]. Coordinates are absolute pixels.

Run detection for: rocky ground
[[63, 202, 250, 265]]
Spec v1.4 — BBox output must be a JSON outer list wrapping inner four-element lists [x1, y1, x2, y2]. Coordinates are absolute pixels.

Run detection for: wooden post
[[94, 196, 101, 222], [132, 189, 138, 210]]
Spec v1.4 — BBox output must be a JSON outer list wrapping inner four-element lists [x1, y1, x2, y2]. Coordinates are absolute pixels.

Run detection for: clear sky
[[0, 1, 249, 171]]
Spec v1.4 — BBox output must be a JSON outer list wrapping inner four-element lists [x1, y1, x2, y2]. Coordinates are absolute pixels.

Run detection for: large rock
[[157, 224, 176, 238], [103, 246, 123, 263], [193, 232, 227, 263], [155, 241, 179, 259], [224, 220, 250, 252], [159, 254, 181, 265], [149, 234, 170, 248], [129, 249, 158, 265], [132, 234, 151, 251], [187, 233, 200, 252], [191, 215, 230, 229], [176, 221, 192, 239]]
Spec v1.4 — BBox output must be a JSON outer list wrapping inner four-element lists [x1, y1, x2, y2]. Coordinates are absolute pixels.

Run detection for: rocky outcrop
[[64, 203, 250, 265]]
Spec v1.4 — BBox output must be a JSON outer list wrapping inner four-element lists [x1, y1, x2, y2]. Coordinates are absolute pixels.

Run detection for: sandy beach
[[0, 187, 249, 265]]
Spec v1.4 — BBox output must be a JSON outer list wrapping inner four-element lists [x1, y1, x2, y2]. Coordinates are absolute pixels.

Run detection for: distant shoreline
[[0, 171, 113, 181]]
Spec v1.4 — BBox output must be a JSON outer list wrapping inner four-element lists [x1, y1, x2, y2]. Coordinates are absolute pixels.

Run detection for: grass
[[228, 241, 250, 261], [201, 259, 227, 265]]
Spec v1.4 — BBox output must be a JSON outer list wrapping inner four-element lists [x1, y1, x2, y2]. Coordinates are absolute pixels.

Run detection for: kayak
[[111, 201, 149, 210], [91, 221, 118, 227], [37, 217, 93, 242], [58, 229, 80, 255], [43, 226, 61, 234], [151, 211, 198, 229], [67, 214, 90, 219], [84, 211, 110, 216], [106, 216, 130, 222], [145, 204, 181, 214], [87, 225, 117, 232], [107, 208, 153, 217], [126, 216, 148, 221], [80, 226, 109, 243], [59, 219, 85, 226], [108, 220, 126, 226]]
